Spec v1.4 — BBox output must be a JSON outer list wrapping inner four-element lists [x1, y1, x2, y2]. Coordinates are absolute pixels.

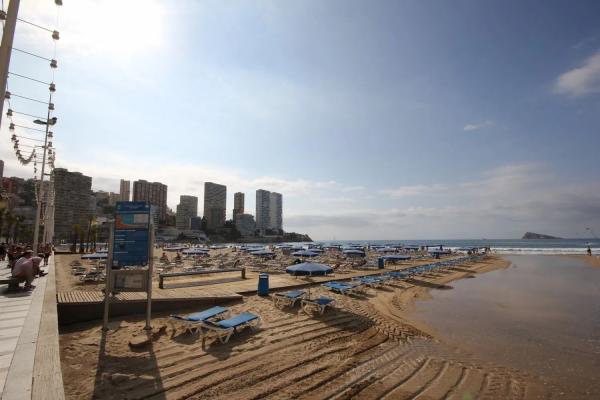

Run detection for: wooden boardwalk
[[56, 267, 405, 306], [0, 257, 64, 400], [57, 286, 242, 305]]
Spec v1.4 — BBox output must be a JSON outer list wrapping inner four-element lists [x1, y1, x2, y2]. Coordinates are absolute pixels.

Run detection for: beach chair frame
[[199, 313, 261, 344], [272, 290, 307, 308], [169, 307, 230, 335], [301, 297, 335, 315]]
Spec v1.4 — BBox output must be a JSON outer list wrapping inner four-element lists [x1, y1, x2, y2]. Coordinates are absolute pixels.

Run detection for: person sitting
[[12, 251, 44, 291], [160, 252, 170, 263], [175, 252, 182, 263]]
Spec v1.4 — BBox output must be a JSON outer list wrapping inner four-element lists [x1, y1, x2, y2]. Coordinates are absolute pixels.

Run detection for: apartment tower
[[233, 192, 245, 217], [119, 179, 131, 202], [203, 182, 226, 230], [176, 195, 198, 230], [132, 180, 168, 222]]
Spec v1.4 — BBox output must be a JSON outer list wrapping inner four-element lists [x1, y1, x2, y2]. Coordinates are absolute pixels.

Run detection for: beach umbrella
[[182, 248, 209, 255], [285, 262, 333, 276], [291, 250, 319, 257], [81, 252, 107, 260], [250, 250, 275, 257], [164, 246, 187, 252], [343, 249, 366, 257], [306, 248, 324, 253]]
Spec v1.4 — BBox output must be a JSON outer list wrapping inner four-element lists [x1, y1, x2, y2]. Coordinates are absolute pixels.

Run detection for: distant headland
[[522, 232, 562, 239]]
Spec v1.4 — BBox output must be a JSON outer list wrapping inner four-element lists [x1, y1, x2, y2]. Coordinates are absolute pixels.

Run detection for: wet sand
[[60, 254, 554, 399], [573, 254, 600, 268], [409, 255, 600, 399]]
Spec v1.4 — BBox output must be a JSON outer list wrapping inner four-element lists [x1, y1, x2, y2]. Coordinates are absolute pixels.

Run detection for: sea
[[312, 239, 599, 255]]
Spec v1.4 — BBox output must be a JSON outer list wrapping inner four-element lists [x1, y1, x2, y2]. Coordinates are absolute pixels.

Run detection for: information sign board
[[111, 270, 149, 292], [113, 201, 151, 267]]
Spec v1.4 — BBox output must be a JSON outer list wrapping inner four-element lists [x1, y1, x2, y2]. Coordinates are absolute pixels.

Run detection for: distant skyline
[[1, 0, 600, 240]]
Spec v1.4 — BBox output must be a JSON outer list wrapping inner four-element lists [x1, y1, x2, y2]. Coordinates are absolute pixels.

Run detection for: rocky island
[[522, 232, 562, 239]]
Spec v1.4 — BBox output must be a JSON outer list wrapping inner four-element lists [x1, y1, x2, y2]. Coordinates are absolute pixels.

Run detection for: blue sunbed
[[272, 290, 307, 308], [322, 281, 362, 295], [301, 296, 335, 315], [200, 312, 261, 343], [170, 306, 230, 334]]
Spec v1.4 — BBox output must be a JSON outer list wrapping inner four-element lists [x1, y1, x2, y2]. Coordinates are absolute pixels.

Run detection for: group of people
[[0, 243, 53, 291]]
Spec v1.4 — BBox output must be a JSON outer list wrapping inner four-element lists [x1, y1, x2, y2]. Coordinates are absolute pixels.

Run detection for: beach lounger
[[301, 296, 335, 315], [386, 271, 409, 280], [170, 306, 230, 334], [272, 290, 307, 308], [322, 281, 363, 295], [353, 276, 383, 288], [200, 312, 261, 344]]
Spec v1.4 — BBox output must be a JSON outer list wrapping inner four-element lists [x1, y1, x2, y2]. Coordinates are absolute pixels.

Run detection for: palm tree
[[5, 212, 16, 244], [13, 216, 25, 243], [0, 208, 6, 242], [72, 224, 81, 253]]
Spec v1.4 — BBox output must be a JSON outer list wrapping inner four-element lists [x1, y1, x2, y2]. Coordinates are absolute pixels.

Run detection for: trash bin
[[257, 273, 269, 296], [378, 257, 385, 269]]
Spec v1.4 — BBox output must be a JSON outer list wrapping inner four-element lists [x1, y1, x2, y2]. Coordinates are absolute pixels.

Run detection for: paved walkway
[[0, 257, 63, 399]]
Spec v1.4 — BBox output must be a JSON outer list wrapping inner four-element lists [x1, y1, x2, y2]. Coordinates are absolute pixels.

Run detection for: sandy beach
[[59, 253, 554, 399], [572, 254, 600, 268]]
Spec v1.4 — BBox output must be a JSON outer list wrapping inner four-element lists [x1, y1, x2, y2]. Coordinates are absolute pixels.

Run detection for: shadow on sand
[[92, 327, 166, 399]]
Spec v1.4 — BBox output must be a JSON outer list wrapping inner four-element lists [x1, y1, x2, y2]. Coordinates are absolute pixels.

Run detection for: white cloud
[[380, 183, 449, 198], [463, 120, 492, 132], [554, 52, 600, 97]]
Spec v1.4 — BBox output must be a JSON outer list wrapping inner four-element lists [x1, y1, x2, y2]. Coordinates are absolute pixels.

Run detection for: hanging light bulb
[[9, 123, 15, 130], [4, 91, 10, 99], [49, 83, 56, 92], [48, 103, 54, 111], [52, 30, 60, 40], [6, 109, 12, 117]]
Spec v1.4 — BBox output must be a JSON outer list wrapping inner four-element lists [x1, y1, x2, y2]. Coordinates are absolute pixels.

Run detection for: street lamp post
[[32, 95, 54, 253]]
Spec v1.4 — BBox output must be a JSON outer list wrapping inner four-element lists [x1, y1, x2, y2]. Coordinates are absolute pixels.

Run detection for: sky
[[1, 0, 600, 240]]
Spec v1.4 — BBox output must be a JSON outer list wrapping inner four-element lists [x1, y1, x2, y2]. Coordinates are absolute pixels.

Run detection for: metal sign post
[[102, 202, 152, 331], [102, 220, 114, 331], [145, 227, 154, 330]]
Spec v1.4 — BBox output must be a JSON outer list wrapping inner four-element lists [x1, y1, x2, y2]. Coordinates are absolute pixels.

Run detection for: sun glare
[[65, 0, 165, 60]]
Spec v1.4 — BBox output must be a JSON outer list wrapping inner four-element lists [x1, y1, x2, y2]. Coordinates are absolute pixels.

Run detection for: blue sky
[[2, 0, 600, 239]]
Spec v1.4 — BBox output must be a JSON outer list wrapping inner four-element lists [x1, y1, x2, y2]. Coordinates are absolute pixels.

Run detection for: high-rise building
[[233, 192, 244, 217], [53, 168, 93, 241], [176, 195, 198, 230], [269, 192, 283, 231], [119, 179, 131, 202], [203, 182, 226, 229], [0, 160, 4, 179], [234, 213, 256, 237], [190, 216, 203, 231], [255, 189, 271, 232], [132, 180, 167, 222]]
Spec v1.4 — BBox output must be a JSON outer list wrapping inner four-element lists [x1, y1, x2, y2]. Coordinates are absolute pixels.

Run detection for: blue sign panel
[[113, 201, 151, 267]]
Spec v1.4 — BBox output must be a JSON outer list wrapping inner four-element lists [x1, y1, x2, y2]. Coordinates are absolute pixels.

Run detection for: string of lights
[[1, 0, 62, 249]]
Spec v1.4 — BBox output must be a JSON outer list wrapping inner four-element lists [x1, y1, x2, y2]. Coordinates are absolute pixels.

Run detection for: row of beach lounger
[[169, 291, 335, 344], [322, 254, 486, 295], [168, 254, 485, 344], [170, 306, 261, 344]]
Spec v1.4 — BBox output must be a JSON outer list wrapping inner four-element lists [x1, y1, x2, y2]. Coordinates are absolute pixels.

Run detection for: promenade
[[0, 257, 64, 399]]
